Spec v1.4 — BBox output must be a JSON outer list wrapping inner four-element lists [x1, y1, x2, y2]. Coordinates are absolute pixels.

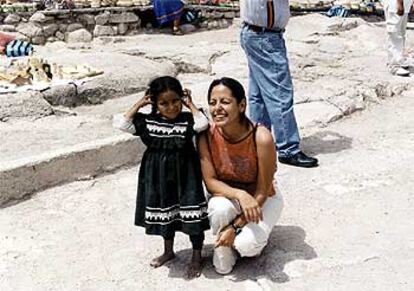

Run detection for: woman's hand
[[237, 191, 263, 223], [215, 226, 236, 248]]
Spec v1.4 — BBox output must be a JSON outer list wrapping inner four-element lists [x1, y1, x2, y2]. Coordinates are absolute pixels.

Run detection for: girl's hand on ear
[[125, 93, 153, 120], [182, 88, 194, 108], [137, 94, 152, 108]]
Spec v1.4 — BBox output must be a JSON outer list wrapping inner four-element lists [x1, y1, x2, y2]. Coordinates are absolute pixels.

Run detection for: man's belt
[[244, 22, 285, 33]]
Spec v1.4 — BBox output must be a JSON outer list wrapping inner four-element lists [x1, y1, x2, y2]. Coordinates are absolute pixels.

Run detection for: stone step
[[0, 92, 146, 206], [0, 134, 144, 206]]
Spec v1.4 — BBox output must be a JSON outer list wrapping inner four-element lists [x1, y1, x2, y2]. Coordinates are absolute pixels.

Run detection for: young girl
[[113, 76, 210, 278]]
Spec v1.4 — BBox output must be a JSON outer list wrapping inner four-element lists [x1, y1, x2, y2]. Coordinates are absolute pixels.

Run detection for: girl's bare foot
[[186, 250, 203, 279], [150, 252, 175, 268]]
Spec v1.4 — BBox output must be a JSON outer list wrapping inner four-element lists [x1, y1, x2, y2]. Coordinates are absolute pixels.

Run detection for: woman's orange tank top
[[208, 123, 259, 195]]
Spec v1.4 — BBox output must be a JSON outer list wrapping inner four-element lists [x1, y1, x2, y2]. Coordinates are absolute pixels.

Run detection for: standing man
[[240, 0, 318, 168]]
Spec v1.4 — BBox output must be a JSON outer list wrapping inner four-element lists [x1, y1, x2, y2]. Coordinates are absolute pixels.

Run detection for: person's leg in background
[[385, 5, 410, 76], [245, 56, 272, 129], [240, 27, 317, 167]]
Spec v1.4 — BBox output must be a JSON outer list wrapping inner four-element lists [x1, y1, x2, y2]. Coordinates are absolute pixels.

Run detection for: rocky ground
[[1, 13, 414, 290]]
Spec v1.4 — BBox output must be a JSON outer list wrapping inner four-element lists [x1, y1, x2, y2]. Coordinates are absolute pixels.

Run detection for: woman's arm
[[214, 126, 277, 248], [231, 126, 276, 227], [198, 132, 262, 223], [253, 125, 277, 201]]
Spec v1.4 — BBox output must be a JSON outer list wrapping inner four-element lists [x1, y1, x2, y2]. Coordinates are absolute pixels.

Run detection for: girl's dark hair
[[147, 76, 184, 114], [207, 77, 247, 119], [207, 77, 246, 103]]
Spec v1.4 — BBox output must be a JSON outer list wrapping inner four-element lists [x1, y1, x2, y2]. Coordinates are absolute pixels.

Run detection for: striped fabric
[[5, 39, 34, 58]]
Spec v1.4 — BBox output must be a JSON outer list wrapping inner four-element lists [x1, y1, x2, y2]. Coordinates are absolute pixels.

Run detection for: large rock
[[78, 14, 95, 26], [180, 24, 196, 34], [55, 31, 65, 41], [66, 23, 84, 33], [95, 12, 110, 26], [31, 36, 46, 45], [295, 101, 343, 128], [0, 25, 16, 32], [42, 84, 81, 106], [66, 29, 93, 43], [59, 23, 68, 33], [47, 36, 59, 43], [109, 12, 139, 24], [29, 12, 53, 23], [14, 32, 30, 42], [224, 11, 236, 18], [93, 25, 115, 37], [0, 92, 54, 121], [16, 22, 44, 38], [43, 23, 59, 37], [117, 23, 128, 35], [4, 14, 21, 24]]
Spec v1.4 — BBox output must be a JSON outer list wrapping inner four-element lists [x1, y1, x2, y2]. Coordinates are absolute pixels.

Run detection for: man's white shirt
[[240, 0, 290, 29]]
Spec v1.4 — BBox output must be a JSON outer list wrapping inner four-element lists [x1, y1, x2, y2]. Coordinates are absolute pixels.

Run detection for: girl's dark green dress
[[133, 112, 209, 237]]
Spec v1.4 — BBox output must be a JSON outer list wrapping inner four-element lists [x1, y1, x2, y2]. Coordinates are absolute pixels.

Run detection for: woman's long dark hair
[[207, 77, 247, 120], [147, 76, 184, 114]]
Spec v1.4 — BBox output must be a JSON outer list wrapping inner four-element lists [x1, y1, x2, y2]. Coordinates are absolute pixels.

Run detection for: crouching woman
[[197, 77, 284, 274]]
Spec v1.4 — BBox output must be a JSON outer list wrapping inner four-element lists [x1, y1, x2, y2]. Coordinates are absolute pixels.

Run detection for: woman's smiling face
[[209, 84, 245, 127]]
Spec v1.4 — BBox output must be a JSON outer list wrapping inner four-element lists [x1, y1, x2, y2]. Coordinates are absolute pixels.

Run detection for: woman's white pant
[[208, 192, 284, 274]]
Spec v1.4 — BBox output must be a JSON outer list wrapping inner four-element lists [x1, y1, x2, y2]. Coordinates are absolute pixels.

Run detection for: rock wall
[[0, 6, 240, 45]]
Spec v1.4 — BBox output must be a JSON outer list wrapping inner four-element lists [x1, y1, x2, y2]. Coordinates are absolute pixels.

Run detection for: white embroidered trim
[[147, 123, 187, 136], [146, 119, 188, 126], [146, 202, 207, 211], [148, 133, 186, 138], [145, 206, 208, 223], [145, 218, 205, 225]]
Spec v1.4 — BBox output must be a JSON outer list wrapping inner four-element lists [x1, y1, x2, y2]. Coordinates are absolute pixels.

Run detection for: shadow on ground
[[166, 225, 316, 283], [301, 130, 353, 155]]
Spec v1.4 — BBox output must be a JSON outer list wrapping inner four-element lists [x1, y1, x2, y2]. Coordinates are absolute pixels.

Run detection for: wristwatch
[[230, 223, 242, 235]]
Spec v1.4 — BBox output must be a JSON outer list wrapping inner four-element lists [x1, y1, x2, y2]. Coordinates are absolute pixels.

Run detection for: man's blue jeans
[[240, 25, 300, 158]]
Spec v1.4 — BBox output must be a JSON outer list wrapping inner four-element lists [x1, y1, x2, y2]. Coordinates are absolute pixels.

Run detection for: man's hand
[[215, 226, 236, 248], [397, 0, 404, 16]]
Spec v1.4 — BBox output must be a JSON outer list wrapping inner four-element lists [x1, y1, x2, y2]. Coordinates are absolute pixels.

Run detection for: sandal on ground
[[172, 27, 184, 36]]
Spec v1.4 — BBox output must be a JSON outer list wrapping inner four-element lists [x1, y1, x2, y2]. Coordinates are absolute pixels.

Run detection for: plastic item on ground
[[326, 5, 351, 17]]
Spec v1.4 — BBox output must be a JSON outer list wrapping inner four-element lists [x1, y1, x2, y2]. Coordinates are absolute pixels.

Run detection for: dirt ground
[[1, 82, 414, 291]]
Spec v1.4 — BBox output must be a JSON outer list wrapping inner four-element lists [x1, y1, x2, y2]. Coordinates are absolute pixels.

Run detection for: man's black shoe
[[278, 152, 318, 168]]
